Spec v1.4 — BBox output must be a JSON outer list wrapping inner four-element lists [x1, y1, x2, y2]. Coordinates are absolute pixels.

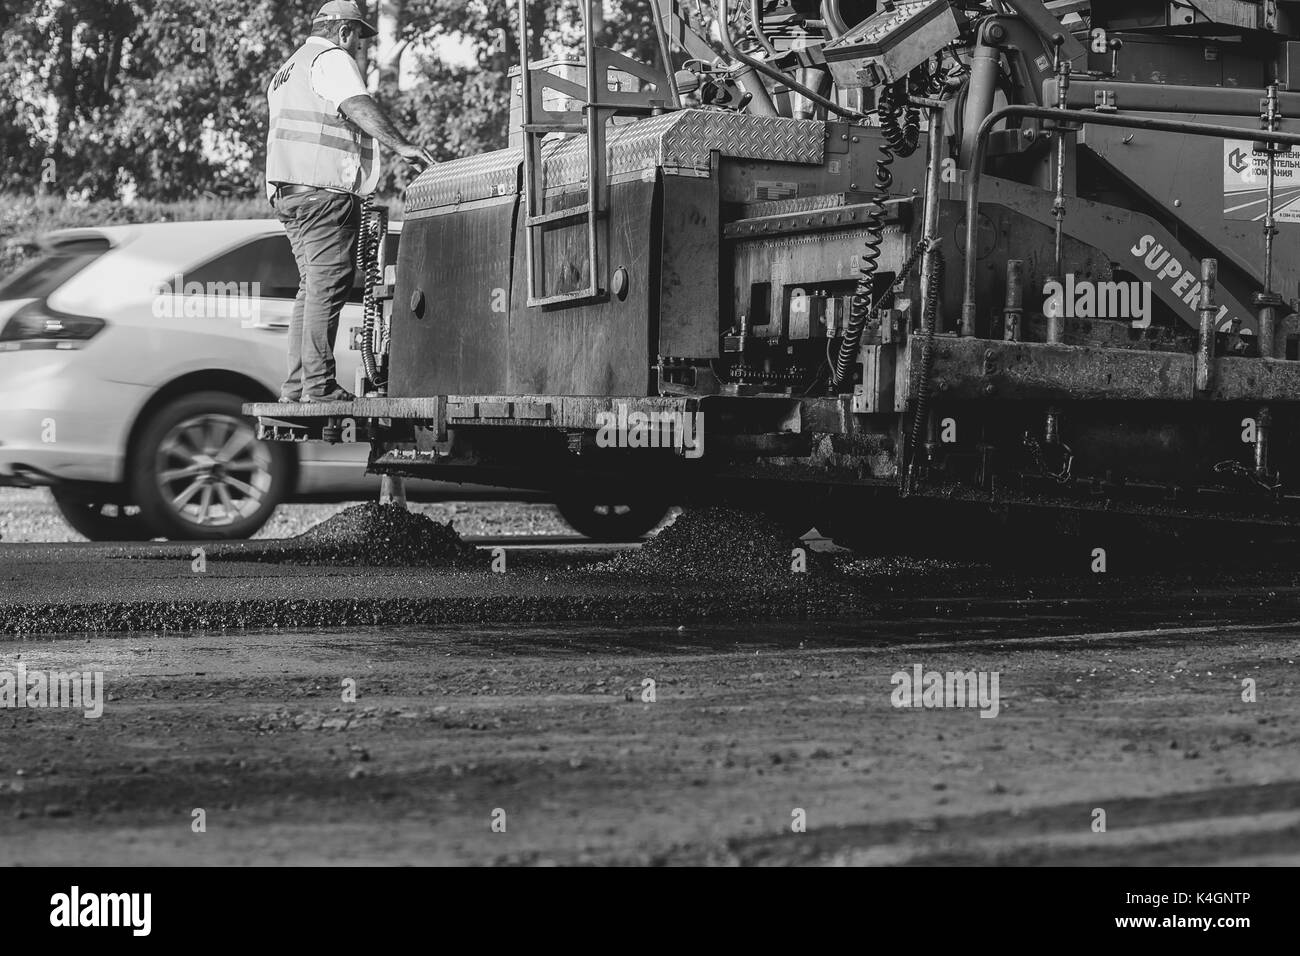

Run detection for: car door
[[232, 229, 402, 496]]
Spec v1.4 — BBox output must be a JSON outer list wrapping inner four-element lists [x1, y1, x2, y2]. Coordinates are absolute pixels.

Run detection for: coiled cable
[[903, 244, 943, 495], [831, 80, 920, 387], [357, 196, 386, 390]]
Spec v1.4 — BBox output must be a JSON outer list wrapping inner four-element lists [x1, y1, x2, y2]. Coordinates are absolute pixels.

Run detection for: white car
[[0, 218, 415, 540], [0, 219, 667, 542]]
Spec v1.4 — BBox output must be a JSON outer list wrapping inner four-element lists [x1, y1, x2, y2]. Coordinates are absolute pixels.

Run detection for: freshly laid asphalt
[[7, 533, 1300, 637], [3, 499, 1300, 866], [2, 619, 1296, 865]]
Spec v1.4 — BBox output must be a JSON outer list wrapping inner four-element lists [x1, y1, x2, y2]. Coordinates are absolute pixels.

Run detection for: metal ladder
[[515, 0, 674, 308]]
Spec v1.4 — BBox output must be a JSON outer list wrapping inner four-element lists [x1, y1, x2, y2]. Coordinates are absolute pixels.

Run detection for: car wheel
[[50, 488, 155, 542], [555, 498, 669, 542], [129, 391, 289, 540]]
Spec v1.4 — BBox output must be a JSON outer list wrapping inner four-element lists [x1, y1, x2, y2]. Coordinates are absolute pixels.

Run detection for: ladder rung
[[528, 287, 607, 308], [527, 204, 592, 227]]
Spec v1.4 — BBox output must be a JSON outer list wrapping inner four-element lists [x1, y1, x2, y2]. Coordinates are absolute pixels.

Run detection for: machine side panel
[[506, 178, 656, 396], [389, 199, 517, 397], [979, 176, 1259, 333], [1081, 118, 1300, 312], [659, 175, 720, 360]]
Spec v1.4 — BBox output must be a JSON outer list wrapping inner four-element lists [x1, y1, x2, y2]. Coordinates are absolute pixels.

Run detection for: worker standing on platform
[[265, 0, 434, 403]]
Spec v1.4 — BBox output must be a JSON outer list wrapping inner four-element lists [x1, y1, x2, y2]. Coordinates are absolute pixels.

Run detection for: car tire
[[128, 391, 290, 540], [50, 488, 155, 542], [555, 498, 669, 542]]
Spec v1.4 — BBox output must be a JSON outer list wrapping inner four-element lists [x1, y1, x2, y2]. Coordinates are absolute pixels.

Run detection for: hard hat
[[313, 1, 378, 38]]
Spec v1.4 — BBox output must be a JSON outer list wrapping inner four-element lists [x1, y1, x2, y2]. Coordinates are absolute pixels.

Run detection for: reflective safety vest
[[265, 42, 377, 197]]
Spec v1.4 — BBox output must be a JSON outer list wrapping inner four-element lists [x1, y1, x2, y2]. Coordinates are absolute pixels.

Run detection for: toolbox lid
[[403, 109, 826, 216]]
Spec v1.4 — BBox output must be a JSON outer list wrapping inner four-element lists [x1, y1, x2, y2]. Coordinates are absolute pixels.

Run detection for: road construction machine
[[250, 0, 1300, 552]]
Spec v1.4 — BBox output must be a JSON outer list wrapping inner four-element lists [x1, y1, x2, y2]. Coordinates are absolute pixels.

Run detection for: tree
[[0, 0, 318, 200], [385, 0, 660, 193], [0, 0, 139, 197], [0, 0, 663, 202]]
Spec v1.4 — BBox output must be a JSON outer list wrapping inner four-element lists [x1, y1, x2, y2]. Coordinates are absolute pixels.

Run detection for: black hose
[[879, 79, 921, 158], [831, 81, 919, 388], [903, 244, 943, 495], [357, 196, 386, 390]]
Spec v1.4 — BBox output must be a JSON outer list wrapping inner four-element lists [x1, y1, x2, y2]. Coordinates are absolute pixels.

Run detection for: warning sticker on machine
[[753, 180, 799, 201], [1223, 139, 1300, 222]]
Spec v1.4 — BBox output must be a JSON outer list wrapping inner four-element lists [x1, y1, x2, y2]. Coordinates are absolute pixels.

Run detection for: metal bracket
[[1093, 88, 1116, 112]]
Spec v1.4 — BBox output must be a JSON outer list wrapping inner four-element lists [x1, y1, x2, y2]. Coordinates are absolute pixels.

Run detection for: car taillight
[[0, 301, 106, 350]]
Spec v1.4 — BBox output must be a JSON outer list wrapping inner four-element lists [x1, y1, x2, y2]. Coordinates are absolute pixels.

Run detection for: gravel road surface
[[3, 488, 1298, 866], [0, 620, 1294, 865]]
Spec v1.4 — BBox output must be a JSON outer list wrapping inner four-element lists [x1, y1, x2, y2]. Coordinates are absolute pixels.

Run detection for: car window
[[0, 238, 111, 300], [186, 235, 301, 300], [184, 231, 401, 303]]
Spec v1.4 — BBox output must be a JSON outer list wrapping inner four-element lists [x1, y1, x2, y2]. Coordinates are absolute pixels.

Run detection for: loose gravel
[[227, 503, 485, 568], [594, 506, 826, 581]]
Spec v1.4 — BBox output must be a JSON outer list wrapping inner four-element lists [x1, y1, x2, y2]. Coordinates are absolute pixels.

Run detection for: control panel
[[822, 0, 965, 88]]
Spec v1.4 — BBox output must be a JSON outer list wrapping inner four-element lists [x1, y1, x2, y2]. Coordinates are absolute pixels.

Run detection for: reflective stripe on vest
[[265, 43, 376, 196]]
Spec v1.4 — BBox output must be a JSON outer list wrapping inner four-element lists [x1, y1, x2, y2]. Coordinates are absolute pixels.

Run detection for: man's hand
[[340, 95, 433, 172], [397, 143, 435, 172]]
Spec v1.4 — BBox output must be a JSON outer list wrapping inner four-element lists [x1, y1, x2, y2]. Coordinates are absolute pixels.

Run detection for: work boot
[[302, 382, 356, 403], [277, 393, 301, 403]]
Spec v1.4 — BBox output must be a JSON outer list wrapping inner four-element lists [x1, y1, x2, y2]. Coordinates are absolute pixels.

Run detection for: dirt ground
[[0, 619, 1296, 865], [2, 488, 1298, 865]]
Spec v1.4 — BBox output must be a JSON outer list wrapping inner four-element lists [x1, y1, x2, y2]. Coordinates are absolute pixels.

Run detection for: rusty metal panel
[[917, 337, 1195, 401], [730, 222, 910, 339], [909, 338, 1300, 403], [388, 199, 517, 397], [659, 175, 719, 359], [1207, 356, 1300, 401], [405, 149, 520, 214], [507, 178, 656, 395], [855, 344, 895, 413]]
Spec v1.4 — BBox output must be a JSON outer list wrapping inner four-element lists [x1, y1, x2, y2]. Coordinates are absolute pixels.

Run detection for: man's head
[[310, 1, 377, 55]]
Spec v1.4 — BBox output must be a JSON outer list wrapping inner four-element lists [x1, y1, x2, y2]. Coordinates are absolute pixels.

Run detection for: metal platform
[[245, 397, 445, 420], [244, 394, 713, 444]]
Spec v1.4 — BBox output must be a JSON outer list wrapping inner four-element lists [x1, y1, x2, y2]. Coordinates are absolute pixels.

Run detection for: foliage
[[0, 194, 273, 275], [0, 0, 661, 202]]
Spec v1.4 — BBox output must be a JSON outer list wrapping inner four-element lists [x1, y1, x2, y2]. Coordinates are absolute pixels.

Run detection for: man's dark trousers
[[274, 189, 360, 400]]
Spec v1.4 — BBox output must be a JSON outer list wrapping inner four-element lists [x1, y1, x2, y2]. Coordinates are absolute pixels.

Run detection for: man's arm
[[340, 94, 434, 170]]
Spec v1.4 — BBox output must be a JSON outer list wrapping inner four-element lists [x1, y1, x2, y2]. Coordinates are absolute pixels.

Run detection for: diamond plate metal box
[[405, 110, 827, 214], [404, 149, 521, 216]]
